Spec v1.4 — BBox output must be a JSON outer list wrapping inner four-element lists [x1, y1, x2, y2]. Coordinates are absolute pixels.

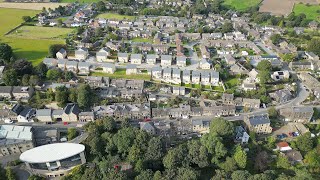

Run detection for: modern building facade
[[20, 143, 86, 178]]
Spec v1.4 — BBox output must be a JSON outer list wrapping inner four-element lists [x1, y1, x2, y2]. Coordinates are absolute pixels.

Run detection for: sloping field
[[7, 26, 73, 40], [0, 2, 68, 10], [223, 0, 262, 12], [294, 3, 320, 21], [260, 0, 320, 16]]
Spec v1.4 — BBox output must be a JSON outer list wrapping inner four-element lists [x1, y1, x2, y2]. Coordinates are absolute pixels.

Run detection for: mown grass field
[[91, 70, 151, 80], [7, 26, 74, 40], [0, 8, 68, 65], [223, 0, 262, 11], [294, 4, 320, 21], [96, 13, 136, 20], [131, 37, 153, 43]]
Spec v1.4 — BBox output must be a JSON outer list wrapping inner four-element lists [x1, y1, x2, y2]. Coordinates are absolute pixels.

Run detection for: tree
[[5, 167, 15, 180], [77, 84, 93, 109], [254, 151, 269, 172], [0, 43, 13, 63], [68, 88, 77, 103], [231, 170, 251, 180], [22, 74, 30, 86], [276, 154, 290, 169], [176, 167, 199, 180], [35, 62, 48, 79], [64, 71, 74, 81], [103, 117, 116, 132], [270, 34, 281, 44], [221, 22, 233, 33], [12, 59, 33, 76], [29, 75, 40, 86], [280, 53, 295, 63], [296, 132, 314, 153], [268, 106, 278, 119], [135, 169, 153, 180], [209, 117, 234, 137], [67, 127, 78, 140], [46, 68, 62, 80], [187, 140, 209, 168], [257, 60, 272, 71], [22, 16, 32, 22], [48, 44, 66, 58], [233, 145, 247, 169], [55, 86, 69, 107], [57, 19, 63, 26], [219, 157, 237, 173], [28, 175, 46, 180], [3, 69, 18, 86], [307, 38, 320, 56], [305, 150, 320, 167], [258, 70, 272, 84]]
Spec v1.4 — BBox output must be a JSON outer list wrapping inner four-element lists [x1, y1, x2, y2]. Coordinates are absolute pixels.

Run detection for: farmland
[[0, 8, 67, 65], [223, 0, 262, 11], [7, 26, 74, 40], [294, 3, 320, 21], [96, 13, 136, 20], [259, 0, 294, 16], [0, 3, 68, 10]]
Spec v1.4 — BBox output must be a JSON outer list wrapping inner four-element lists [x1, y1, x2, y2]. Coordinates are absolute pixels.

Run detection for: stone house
[[126, 64, 137, 75], [56, 48, 67, 59], [75, 47, 88, 60], [102, 63, 116, 74], [61, 103, 79, 122], [244, 114, 272, 134], [96, 47, 110, 62], [118, 53, 129, 63], [161, 55, 172, 67], [131, 54, 143, 64]]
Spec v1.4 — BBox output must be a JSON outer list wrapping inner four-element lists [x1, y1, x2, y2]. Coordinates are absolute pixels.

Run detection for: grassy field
[[223, 0, 262, 11], [60, 0, 100, 2], [294, 4, 320, 21], [96, 13, 136, 20], [0, 8, 69, 65], [131, 37, 153, 43], [7, 26, 74, 40], [91, 69, 151, 80], [0, 3, 68, 10]]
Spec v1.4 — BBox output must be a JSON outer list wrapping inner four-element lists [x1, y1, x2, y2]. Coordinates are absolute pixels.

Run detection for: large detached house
[[75, 47, 88, 60]]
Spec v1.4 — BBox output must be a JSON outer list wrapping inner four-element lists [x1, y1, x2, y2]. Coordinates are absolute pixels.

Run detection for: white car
[[4, 119, 13, 124]]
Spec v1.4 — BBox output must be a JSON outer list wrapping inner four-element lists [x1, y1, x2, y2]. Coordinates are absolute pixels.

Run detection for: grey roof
[[102, 63, 115, 68], [201, 71, 210, 78], [176, 56, 186, 62], [293, 106, 313, 113], [78, 61, 91, 68], [131, 54, 142, 59], [12, 86, 31, 94], [161, 55, 172, 61], [36, 109, 52, 117], [79, 111, 94, 116], [52, 109, 63, 116], [192, 71, 200, 77], [248, 114, 270, 126], [66, 60, 78, 66], [63, 103, 80, 115], [163, 68, 171, 74], [183, 70, 190, 76], [118, 53, 129, 58], [43, 58, 57, 64], [211, 71, 219, 78], [0, 86, 13, 93], [58, 48, 66, 54], [57, 59, 67, 64], [146, 54, 157, 60], [152, 66, 162, 71], [172, 68, 180, 75], [126, 64, 137, 69], [75, 48, 88, 54]]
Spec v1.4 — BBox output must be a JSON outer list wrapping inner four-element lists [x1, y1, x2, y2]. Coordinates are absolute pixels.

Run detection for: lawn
[[225, 76, 240, 89], [96, 13, 136, 20], [91, 70, 151, 81], [7, 26, 74, 40], [223, 0, 262, 12], [0, 8, 69, 65], [131, 37, 153, 43], [294, 4, 320, 22]]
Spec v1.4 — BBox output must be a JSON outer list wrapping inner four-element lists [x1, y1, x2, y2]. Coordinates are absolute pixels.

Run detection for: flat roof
[[20, 143, 85, 164]]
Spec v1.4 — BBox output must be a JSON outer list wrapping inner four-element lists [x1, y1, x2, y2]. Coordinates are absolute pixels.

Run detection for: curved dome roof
[[20, 143, 85, 163]]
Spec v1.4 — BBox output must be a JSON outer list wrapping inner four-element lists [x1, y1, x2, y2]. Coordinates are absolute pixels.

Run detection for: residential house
[[176, 56, 187, 67], [172, 87, 185, 96], [242, 98, 260, 109], [201, 71, 211, 85], [57, 59, 67, 70], [162, 68, 172, 82], [182, 70, 191, 84], [289, 61, 314, 71], [200, 45, 210, 59], [146, 54, 157, 65], [161, 55, 172, 67], [0, 86, 13, 99], [131, 54, 143, 64], [96, 47, 110, 62], [242, 83, 256, 91], [309, 21, 318, 30], [102, 63, 116, 74], [56, 48, 67, 59], [224, 54, 236, 65], [36, 109, 52, 122], [244, 114, 272, 134], [234, 126, 250, 144], [118, 53, 129, 63], [199, 59, 211, 69], [12, 87, 34, 100], [153, 44, 169, 54], [285, 150, 303, 165], [65, 61, 78, 73], [192, 71, 201, 84], [140, 122, 156, 135], [17, 107, 35, 123], [269, 89, 293, 103], [229, 63, 249, 75], [126, 64, 137, 75], [84, 76, 108, 88], [151, 66, 162, 79], [277, 142, 292, 152], [75, 47, 88, 60], [43, 58, 57, 69], [172, 68, 181, 84], [222, 93, 234, 105], [210, 71, 219, 86], [298, 72, 320, 90], [61, 103, 79, 122], [279, 106, 314, 123], [78, 62, 91, 75], [271, 71, 290, 81], [191, 119, 210, 134], [79, 112, 95, 122]]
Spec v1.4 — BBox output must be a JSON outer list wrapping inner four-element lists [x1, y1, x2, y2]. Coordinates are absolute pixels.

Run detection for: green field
[[91, 69, 151, 80], [0, 8, 69, 65], [222, 0, 261, 11], [96, 13, 136, 20], [294, 4, 320, 21], [131, 37, 153, 43], [7, 26, 74, 40]]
